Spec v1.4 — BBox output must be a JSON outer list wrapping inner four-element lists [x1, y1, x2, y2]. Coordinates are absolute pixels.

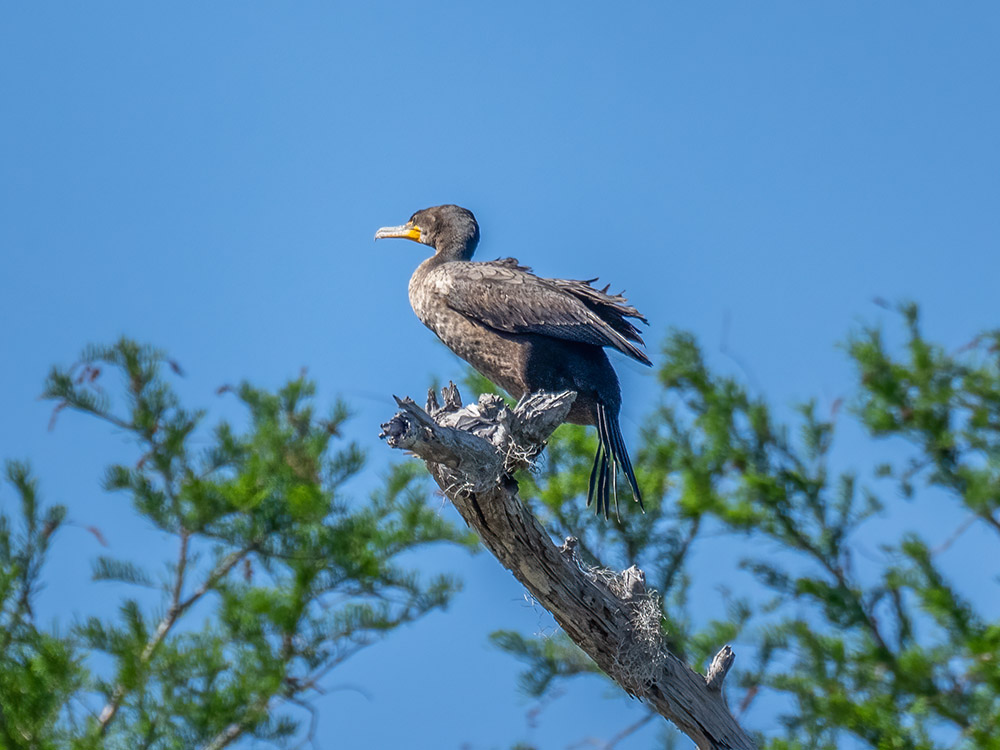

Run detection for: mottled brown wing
[[436, 259, 651, 365]]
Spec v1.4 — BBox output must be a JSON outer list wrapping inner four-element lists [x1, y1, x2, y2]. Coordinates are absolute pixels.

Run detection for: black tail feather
[[596, 449, 610, 519], [610, 440, 619, 519], [596, 403, 619, 520], [608, 407, 643, 509], [587, 442, 603, 514], [587, 403, 644, 519]]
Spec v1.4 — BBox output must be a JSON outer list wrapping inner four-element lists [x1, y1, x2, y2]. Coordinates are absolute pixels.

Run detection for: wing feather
[[433, 259, 651, 365]]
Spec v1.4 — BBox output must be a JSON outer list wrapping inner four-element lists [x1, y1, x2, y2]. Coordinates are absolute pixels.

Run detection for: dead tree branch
[[380, 385, 755, 750]]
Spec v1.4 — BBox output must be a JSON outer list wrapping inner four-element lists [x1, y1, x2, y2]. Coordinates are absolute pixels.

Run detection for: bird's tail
[[587, 403, 644, 519]]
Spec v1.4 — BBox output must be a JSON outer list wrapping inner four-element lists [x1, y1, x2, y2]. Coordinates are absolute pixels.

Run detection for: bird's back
[[411, 257, 650, 366]]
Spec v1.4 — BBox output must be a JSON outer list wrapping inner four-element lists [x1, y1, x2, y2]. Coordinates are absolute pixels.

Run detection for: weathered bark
[[380, 385, 755, 750]]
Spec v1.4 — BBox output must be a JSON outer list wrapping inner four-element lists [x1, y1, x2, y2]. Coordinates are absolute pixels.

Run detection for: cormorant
[[376, 204, 650, 518]]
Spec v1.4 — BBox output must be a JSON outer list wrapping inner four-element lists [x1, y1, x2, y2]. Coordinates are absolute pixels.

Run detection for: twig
[[197, 695, 271, 750], [605, 711, 657, 749], [932, 514, 977, 556], [568, 711, 657, 750], [97, 542, 255, 735]]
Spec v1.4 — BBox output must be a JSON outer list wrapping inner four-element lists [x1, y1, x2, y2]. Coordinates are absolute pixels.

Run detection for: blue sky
[[3, 3, 1000, 748]]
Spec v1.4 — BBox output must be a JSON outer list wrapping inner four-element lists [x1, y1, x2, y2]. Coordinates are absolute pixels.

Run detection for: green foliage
[[0, 462, 81, 750], [0, 338, 473, 749], [490, 306, 1000, 749], [8, 311, 1000, 749]]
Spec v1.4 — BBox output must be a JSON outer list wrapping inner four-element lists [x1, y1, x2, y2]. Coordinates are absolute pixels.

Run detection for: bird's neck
[[435, 238, 477, 261]]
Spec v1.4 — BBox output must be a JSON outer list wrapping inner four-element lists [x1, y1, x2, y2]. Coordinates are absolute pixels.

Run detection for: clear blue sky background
[[2, 3, 1000, 748]]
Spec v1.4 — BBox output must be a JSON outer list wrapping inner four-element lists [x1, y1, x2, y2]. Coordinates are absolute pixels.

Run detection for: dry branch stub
[[380, 385, 755, 750]]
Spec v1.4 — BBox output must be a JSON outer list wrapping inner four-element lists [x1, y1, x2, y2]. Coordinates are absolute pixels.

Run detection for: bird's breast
[[407, 263, 484, 361], [407, 260, 529, 397], [407, 260, 454, 327]]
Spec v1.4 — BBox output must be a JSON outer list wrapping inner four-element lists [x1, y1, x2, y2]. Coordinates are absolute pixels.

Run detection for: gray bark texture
[[380, 384, 755, 750]]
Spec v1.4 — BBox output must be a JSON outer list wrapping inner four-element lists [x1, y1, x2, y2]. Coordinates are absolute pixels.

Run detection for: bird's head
[[375, 204, 480, 261]]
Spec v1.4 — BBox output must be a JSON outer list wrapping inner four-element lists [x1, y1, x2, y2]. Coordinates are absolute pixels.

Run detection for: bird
[[375, 204, 650, 518]]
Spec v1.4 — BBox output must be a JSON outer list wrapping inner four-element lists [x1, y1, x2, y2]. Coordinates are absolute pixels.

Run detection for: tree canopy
[[492, 304, 1000, 748], [2, 305, 999, 748], [1, 340, 473, 749]]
